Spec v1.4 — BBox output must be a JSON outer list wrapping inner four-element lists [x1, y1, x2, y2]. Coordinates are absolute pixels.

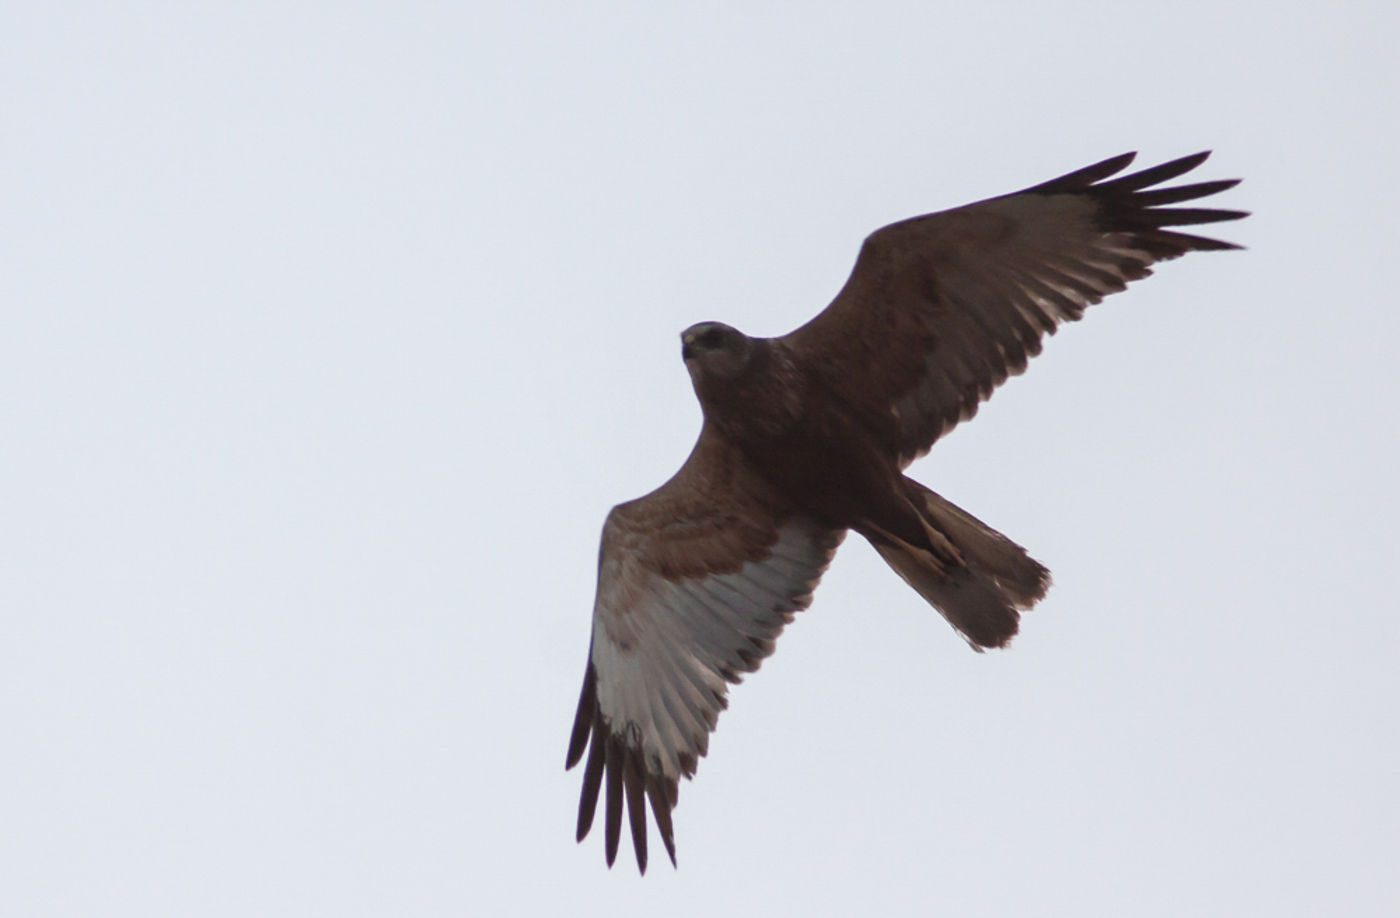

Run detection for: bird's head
[[680, 322, 753, 382]]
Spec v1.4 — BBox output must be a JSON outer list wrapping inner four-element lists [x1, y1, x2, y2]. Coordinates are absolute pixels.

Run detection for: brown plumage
[[566, 151, 1246, 872]]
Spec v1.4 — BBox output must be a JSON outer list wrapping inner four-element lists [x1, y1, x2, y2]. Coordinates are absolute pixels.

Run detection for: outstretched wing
[[565, 424, 845, 873], [782, 151, 1247, 466]]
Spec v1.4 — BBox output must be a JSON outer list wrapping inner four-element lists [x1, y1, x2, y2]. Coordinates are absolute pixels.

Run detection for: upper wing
[[781, 151, 1247, 466], [565, 424, 845, 873]]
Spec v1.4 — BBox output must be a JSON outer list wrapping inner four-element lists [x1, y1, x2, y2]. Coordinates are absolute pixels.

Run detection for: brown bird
[[566, 151, 1245, 872]]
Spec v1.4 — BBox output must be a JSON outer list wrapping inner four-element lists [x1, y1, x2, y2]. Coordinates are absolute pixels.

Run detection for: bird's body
[[567, 152, 1246, 872], [688, 331, 908, 536]]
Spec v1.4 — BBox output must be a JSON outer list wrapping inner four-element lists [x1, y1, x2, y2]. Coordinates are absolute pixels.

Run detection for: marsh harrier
[[565, 152, 1245, 871]]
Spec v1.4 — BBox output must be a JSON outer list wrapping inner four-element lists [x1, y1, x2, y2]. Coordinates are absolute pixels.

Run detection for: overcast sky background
[[3, 2, 1397, 915]]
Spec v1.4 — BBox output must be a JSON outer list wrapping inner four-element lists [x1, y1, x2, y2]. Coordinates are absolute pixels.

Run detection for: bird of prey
[[565, 151, 1245, 872]]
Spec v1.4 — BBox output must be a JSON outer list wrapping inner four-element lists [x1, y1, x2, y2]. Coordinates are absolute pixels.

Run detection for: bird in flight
[[565, 151, 1245, 872]]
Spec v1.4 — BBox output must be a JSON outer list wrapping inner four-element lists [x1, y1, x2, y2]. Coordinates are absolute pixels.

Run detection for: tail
[[866, 479, 1050, 651]]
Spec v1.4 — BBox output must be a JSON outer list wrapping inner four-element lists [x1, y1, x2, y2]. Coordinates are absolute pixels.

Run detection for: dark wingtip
[[1166, 150, 1213, 176], [603, 739, 623, 866], [1078, 151, 1246, 253], [1022, 151, 1136, 195], [566, 660, 597, 770], [623, 756, 649, 874], [1155, 230, 1246, 253], [1134, 179, 1243, 207], [1102, 150, 1214, 193], [1082, 151, 1138, 181], [575, 724, 606, 842], [1182, 149, 1213, 169], [646, 776, 678, 869]]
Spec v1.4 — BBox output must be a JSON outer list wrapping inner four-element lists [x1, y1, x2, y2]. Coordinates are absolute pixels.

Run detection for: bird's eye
[[701, 329, 725, 348]]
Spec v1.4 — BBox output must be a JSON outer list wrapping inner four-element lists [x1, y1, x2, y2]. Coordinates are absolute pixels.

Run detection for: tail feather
[[909, 481, 1051, 611], [869, 480, 1050, 650]]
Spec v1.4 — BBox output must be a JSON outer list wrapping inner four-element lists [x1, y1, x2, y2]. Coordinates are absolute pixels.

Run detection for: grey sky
[[3, 2, 1396, 915]]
